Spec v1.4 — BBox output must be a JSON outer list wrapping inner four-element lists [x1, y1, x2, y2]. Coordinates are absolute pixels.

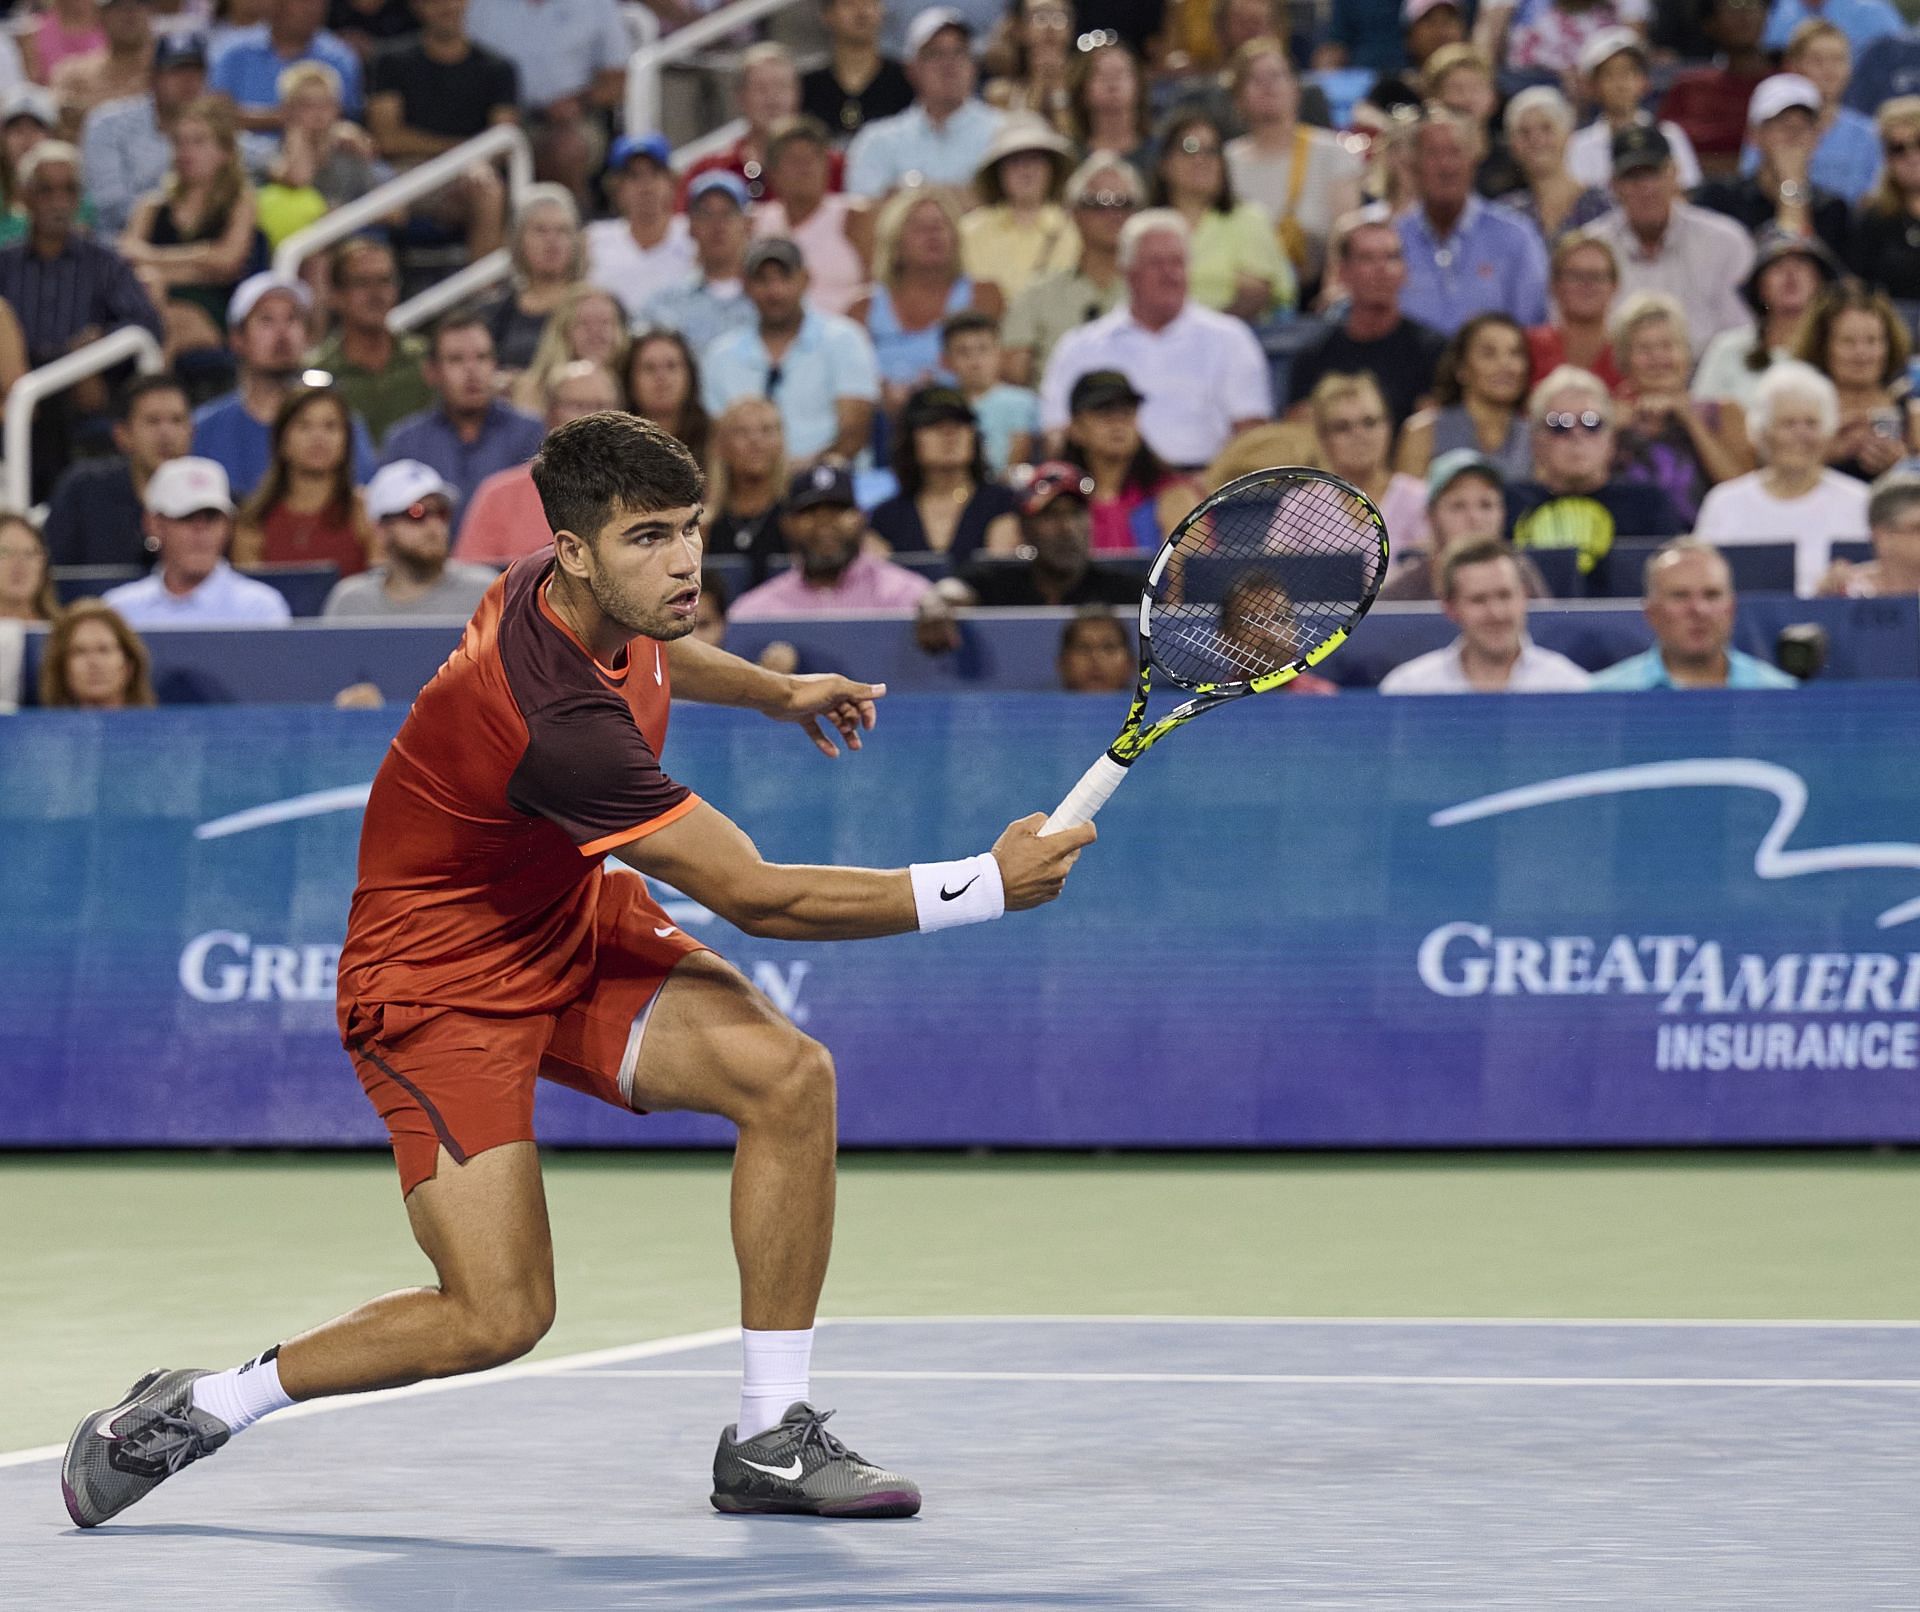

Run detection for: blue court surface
[[3, 1317, 1917, 1609]]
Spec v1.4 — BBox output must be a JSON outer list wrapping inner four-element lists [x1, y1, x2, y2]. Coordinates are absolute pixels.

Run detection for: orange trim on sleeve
[[578, 792, 702, 857]]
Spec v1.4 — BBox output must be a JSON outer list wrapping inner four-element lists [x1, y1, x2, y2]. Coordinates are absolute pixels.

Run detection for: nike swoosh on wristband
[[654, 925, 677, 938], [939, 875, 979, 901], [740, 1455, 804, 1480]]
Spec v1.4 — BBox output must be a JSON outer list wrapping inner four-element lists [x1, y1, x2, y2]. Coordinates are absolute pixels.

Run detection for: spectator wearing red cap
[[1660, 0, 1773, 180], [1695, 74, 1852, 261], [101, 455, 293, 625], [953, 461, 1142, 606], [729, 464, 934, 618]]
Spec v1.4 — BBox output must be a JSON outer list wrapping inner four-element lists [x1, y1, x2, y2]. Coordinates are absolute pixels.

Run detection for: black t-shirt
[[869, 483, 1020, 565], [960, 559, 1141, 607], [43, 456, 148, 569], [329, 0, 418, 46], [1505, 479, 1688, 574], [801, 60, 914, 143], [1846, 209, 1920, 300], [1692, 177, 1851, 267], [707, 502, 787, 587], [1286, 316, 1447, 428], [367, 39, 519, 142]]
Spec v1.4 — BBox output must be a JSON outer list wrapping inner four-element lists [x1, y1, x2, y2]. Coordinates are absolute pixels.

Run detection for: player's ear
[[551, 527, 593, 580]]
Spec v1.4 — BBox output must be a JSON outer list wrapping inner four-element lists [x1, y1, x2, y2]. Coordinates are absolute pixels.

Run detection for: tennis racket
[[1040, 466, 1389, 836]]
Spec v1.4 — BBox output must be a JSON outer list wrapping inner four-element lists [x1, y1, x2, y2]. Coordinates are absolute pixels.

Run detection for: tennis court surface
[[5, 1314, 1916, 1609]]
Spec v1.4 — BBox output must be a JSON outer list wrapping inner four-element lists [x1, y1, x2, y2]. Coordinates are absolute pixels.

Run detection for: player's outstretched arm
[[666, 634, 884, 757], [614, 802, 1096, 942]]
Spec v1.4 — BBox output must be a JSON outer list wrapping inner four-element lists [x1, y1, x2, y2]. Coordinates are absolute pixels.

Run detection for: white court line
[[0, 1325, 739, 1471], [574, 1368, 1920, 1391]]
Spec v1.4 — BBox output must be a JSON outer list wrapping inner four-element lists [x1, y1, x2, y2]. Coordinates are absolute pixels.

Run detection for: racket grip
[[1040, 755, 1128, 835]]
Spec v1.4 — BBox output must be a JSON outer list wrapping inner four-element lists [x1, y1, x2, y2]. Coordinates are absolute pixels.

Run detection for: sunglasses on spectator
[[1544, 410, 1606, 434], [397, 498, 452, 522], [1886, 138, 1920, 157], [1075, 189, 1138, 209], [1176, 136, 1222, 156], [1076, 29, 1119, 51]]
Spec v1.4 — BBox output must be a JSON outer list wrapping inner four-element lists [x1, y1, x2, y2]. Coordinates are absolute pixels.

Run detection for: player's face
[[575, 502, 705, 641], [1447, 557, 1526, 659]]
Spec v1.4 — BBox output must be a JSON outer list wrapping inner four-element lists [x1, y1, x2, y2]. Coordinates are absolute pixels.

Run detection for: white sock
[[737, 1327, 813, 1442], [189, 1347, 294, 1435]]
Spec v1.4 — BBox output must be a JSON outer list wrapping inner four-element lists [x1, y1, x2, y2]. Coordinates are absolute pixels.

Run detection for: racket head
[[1140, 467, 1390, 696]]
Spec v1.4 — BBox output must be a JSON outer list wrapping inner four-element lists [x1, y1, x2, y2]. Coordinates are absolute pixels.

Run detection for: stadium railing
[[2, 324, 164, 514], [623, 0, 805, 141]]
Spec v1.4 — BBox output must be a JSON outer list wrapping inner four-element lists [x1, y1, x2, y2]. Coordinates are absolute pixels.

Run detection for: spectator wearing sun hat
[[1694, 74, 1853, 262], [959, 115, 1079, 306], [638, 170, 757, 360], [844, 9, 1003, 199]]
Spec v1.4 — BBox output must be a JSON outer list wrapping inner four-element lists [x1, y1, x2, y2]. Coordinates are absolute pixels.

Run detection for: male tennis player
[[63, 413, 1096, 1527]]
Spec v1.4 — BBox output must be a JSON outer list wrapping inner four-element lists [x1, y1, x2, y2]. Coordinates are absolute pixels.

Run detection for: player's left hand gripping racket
[[1040, 466, 1389, 835]]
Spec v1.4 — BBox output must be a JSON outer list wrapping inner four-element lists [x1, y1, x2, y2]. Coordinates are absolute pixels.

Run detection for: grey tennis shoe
[[61, 1368, 230, 1528], [711, 1401, 921, 1518]]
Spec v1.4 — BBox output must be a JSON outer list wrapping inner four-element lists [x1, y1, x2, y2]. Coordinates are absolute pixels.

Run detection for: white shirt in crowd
[[1691, 324, 1788, 410], [102, 562, 292, 628], [1039, 301, 1273, 467], [1378, 635, 1592, 694], [585, 215, 697, 321], [1691, 468, 1870, 596], [0, 617, 23, 711]]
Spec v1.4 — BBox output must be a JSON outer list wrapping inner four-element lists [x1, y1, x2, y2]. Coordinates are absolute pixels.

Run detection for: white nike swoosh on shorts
[[740, 1456, 804, 1480]]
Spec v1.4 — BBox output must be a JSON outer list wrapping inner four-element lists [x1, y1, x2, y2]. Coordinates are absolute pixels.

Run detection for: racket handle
[[1041, 755, 1128, 835]]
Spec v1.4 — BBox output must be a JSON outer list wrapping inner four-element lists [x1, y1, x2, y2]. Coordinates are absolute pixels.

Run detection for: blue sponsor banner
[[3, 689, 1919, 1149]]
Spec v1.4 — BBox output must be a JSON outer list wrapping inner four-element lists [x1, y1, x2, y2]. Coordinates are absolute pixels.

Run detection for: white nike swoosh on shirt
[[653, 646, 663, 685], [740, 1456, 804, 1480], [653, 925, 677, 938]]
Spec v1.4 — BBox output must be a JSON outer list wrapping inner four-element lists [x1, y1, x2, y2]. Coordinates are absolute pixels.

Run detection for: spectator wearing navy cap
[[323, 458, 500, 618], [586, 133, 694, 319], [1695, 74, 1852, 262], [702, 234, 881, 467], [81, 32, 207, 237], [1588, 124, 1755, 350], [729, 463, 934, 618], [639, 171, 757, 360], [845, 9, 1004, 199], [192, 271, 377, 496], [100, 455, 293, 626], [953, 461, 1140, 606]]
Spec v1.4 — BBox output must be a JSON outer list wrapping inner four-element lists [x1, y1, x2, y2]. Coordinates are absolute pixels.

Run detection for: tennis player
[[62, 413, 1096, 1527]]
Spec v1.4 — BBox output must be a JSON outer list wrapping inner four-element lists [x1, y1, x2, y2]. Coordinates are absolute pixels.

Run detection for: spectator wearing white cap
[[191, 271, 378, 497], [99, 455, 292, 625], [1567, 28, 1702, 192], [1764, 19, 1880, 204], [1039, 210, 1272, 470], [845, 9, 1003, 199], [323, 459, 499, 618], [1695, 74, 1852, 262]]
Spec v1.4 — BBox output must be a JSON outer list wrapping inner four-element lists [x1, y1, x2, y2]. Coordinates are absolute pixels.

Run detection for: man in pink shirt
[[452, 361, 621, 564], [729, 464, 932, 617]]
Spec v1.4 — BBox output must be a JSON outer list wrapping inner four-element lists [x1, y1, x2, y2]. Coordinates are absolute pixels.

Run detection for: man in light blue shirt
[[1396, 110, 1548, 334], [846, 9, 1002, 198], [702, 237, 879, 466], [101, 457, 292, 627], [1589, 538, 1798, 690], [638, 172, 755, 359], [1765, 0, 1901, 56], [210, 0, 363, 122], [82, 33, 207, 236], [466, 0, 627, 200]]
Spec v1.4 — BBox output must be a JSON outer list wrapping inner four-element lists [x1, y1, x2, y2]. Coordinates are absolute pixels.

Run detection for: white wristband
[[909, 853, 1005, 932]]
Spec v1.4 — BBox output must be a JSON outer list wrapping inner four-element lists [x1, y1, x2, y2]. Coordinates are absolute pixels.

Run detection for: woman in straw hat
[[961, 114, 1082, 304]]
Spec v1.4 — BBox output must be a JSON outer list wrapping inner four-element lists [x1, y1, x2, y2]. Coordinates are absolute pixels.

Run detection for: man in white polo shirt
[[1378, 539, 1589, 693], [1038, 209, 1273, 469], [100, 457, 291, 628]]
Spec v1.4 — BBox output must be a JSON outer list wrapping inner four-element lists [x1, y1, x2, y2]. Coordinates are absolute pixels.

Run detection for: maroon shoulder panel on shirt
[[496, 557, 690, 849]]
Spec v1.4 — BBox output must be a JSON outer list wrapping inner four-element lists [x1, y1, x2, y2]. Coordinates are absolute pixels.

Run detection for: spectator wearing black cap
[[1694, 74, 1852, 262], [844, 8, 1004, 199], [702, 235, 881, 468], [51, 0, 156, 123], [805, 0, 913, 146], [1059, 367, 1195, 552], [81, 31, 206, 237], [1694, 232, 1840, 410], [953, 461, 1141, 606], [1588, 124, 1755, 351], [729, 463, 934, 618], [1659, 0, 1774, 181], [868, 384, 1020, 561], [44, 371, 192, 567]]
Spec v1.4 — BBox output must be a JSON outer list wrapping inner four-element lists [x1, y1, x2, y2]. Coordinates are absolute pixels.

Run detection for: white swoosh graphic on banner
[[1431, 759, 1920, 930], [193, 786, 717, 925]]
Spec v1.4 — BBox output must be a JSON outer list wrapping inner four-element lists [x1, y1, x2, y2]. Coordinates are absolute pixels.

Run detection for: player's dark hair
[[532, 411, 706, 541], [117, 372, 189, 420]]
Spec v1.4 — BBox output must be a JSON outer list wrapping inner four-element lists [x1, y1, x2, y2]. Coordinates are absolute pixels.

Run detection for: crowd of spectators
[[10, 0, 1920, 711]]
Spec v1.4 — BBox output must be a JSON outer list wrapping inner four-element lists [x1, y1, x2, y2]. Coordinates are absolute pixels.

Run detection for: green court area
[[5, 1150, 1916, 1453]]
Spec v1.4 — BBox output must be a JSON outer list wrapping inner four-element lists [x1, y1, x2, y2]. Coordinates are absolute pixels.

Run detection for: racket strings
[[1147, 475, 1387, 689]]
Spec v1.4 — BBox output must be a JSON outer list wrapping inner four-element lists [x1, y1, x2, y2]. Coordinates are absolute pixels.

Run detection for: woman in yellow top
[[960, 115, 1081, 306], [1149, 109, 1294, 323]]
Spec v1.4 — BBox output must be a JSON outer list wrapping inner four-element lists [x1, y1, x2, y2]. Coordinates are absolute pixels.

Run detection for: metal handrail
[[271, 123, 534, 286], [3, 325, 163, 513], [389, 248, 512, 334], [624, 0, 803, 137]]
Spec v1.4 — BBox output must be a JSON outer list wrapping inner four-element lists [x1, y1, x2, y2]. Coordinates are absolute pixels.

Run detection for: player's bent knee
[[451, 1289, 555, 1372], [740, 1031, 837, 1134]]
